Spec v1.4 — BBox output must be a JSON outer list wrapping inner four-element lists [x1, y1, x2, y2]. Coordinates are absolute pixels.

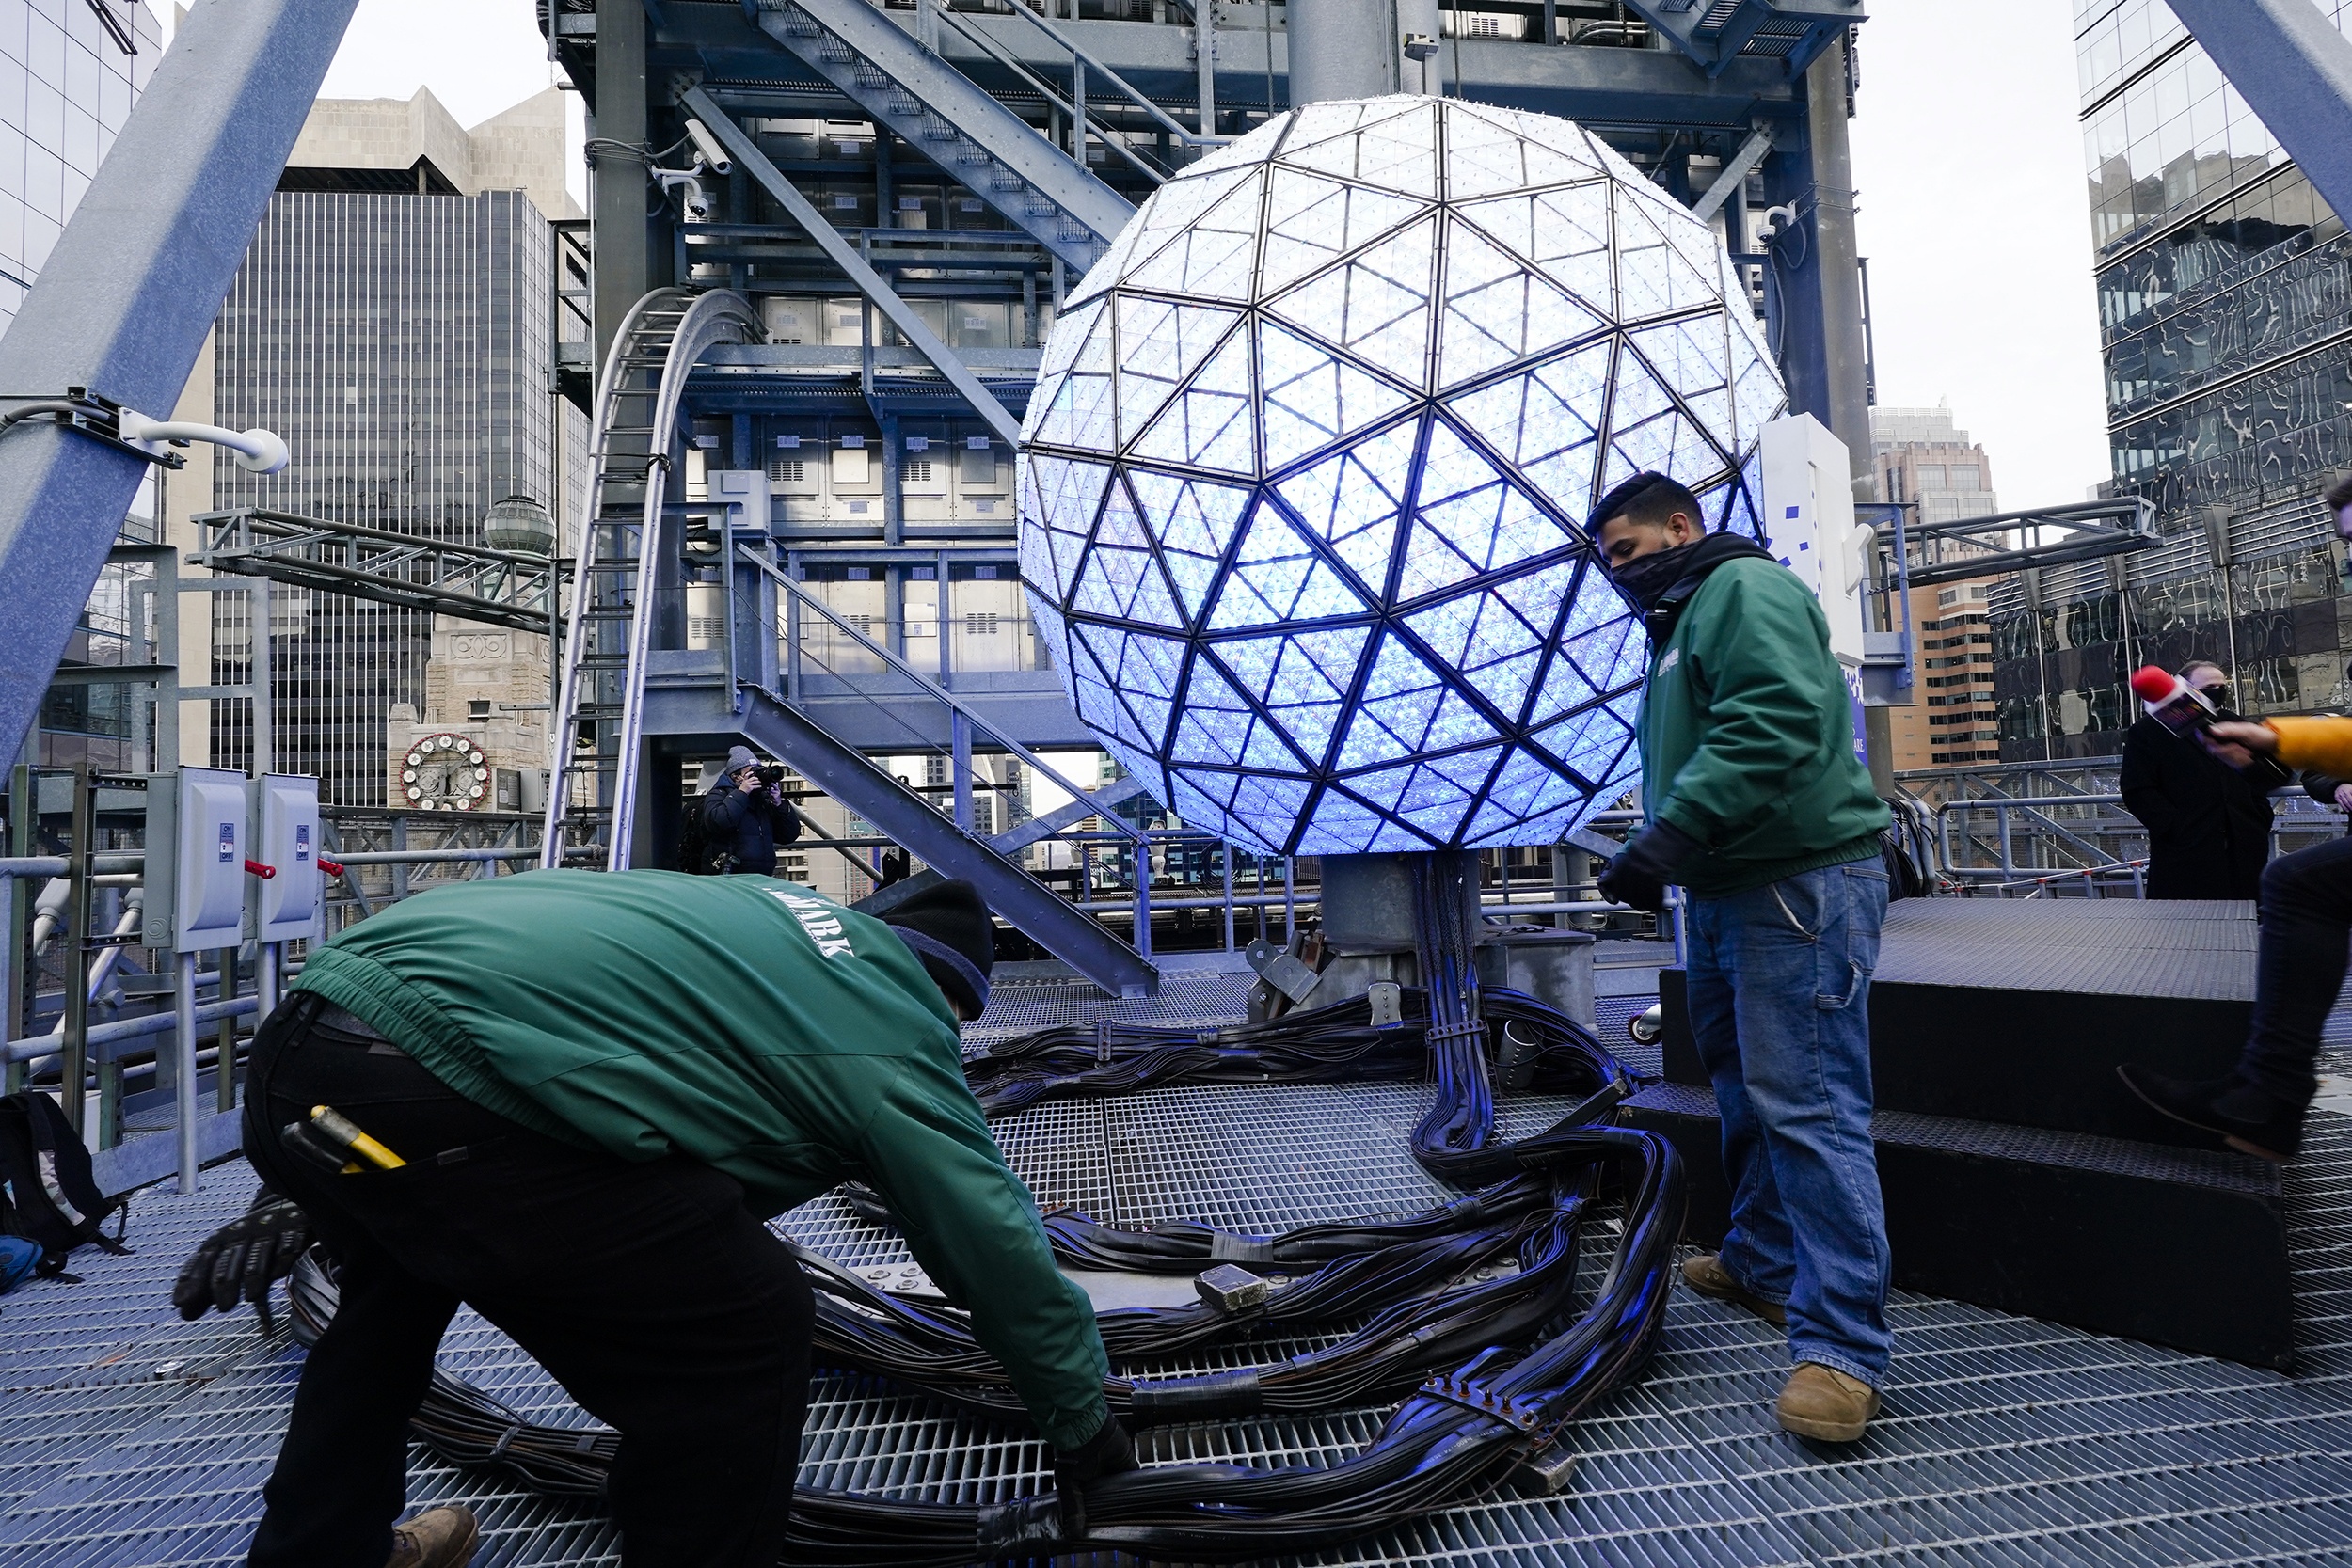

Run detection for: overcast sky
[[150, 0, 2113, 511]]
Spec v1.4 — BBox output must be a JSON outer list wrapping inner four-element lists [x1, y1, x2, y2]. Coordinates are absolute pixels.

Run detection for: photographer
[[702, 745, 802, 877]]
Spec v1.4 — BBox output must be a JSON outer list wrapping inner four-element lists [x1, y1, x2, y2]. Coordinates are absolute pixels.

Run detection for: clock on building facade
[[400, 733, 491, 810]]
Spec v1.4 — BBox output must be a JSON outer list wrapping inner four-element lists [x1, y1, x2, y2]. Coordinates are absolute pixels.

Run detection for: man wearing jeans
[[1592, 471, 1895, 1442]]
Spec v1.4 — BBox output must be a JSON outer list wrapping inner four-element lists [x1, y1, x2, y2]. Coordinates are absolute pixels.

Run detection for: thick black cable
[[293, 984, 1681, 1562]]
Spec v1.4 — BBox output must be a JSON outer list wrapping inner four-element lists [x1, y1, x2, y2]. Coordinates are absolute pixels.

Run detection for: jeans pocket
[[1770, 869, 1828, 941]]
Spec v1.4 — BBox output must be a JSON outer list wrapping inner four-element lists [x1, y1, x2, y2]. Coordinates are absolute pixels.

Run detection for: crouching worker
[[179, 873, 1132, 1568]]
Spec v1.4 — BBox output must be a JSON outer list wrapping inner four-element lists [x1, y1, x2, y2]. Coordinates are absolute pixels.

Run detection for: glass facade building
[[12, 0, 162, 768], [209, 184, 574, 804], [1986, 3, 2352, 761]]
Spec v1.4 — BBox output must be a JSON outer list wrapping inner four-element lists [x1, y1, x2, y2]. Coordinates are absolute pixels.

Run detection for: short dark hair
[[2182, 660, 2227, 683], [2323, 472, 2352, 512], [1588, 470, 1706, 536]]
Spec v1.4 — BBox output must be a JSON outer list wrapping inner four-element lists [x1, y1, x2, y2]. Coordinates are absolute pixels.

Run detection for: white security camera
[[117, 409, 290, 474], [684, 119, 732, 177]]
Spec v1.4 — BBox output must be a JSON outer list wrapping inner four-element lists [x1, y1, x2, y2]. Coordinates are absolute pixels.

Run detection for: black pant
[[2242, 835, 2352, 1108], [242, 995, 814, 1568]]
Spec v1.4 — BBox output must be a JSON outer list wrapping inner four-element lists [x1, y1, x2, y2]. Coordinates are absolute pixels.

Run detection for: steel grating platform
[[2, 973, 2352, 1564]]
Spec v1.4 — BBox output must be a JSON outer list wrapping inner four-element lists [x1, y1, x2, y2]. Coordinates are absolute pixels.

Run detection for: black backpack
[[0, 1092, 128, 1276], [676, 790, 739, 876]]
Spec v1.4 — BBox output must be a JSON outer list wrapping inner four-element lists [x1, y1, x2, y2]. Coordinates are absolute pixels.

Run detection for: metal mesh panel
[[11, 990, 2352, 1564]]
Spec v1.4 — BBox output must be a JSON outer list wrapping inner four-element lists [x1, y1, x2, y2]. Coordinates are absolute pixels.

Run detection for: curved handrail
[[606, 288, 764, 870], [539, 287, 763, 871]]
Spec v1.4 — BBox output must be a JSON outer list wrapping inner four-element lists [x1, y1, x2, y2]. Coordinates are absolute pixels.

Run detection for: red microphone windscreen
[[2129, 665, 2177, 703]]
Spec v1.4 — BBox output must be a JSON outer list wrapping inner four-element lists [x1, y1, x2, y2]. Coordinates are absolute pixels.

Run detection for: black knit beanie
[[886, 879, 994, 1019]]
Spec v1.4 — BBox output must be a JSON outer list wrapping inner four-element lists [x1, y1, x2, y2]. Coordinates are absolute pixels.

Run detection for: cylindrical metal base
[[1318, 851, 1479, 950], [1287, 0, 1401, 104]]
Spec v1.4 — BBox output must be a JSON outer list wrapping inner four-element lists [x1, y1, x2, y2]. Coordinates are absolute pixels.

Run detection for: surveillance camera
[[684, 119, 733, 178]]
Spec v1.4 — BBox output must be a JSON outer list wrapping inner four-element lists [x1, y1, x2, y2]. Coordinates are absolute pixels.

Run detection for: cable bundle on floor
[[303, 981, 1683, 1563]]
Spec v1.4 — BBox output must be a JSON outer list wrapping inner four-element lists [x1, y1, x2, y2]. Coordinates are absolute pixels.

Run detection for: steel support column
[[595, 0, 657, 360], [0, 0, 360, 771], [2167, 0, 2352, 234]]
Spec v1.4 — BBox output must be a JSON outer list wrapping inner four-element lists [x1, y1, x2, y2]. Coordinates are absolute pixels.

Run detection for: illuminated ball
[[1018, 95, 1786, 855]]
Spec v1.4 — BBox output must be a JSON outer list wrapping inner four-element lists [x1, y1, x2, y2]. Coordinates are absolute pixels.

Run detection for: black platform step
[[1659, 897, 2257, 1148], [1620, 1080, 2292, 1368]]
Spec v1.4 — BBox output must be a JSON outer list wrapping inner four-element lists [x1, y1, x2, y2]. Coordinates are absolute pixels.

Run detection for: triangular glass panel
[[1441, 101, 1532, 200], [1260, 321, 1417, 471], [1422, 684, 1502, 751], [1457, 182, 1613, 317], [1565, 610, 1645, 696], [1261, 167, 1432, 296], [1527, 645, 1599, 726], [1168, 654, 1257, 767], [1347, 758, 1413, 814], [1365, 816, 1438, 852], [1266, 214, 1437, 389], [1240, 715, 1306, 773], [1229, 773, 1312, 850], [1124, 170, 1264, 304], [1038, 295, 1109, 385], [1272, 420, 1418, 596], [1031, 371, 1115, 451], [1117, 298, 1243, 447], [1278, 96, 1419, 162], [1458, 103, 1604, 184], [1337, 632, 1448, 769], [1295, 786, 1387, 856], [1179, 111, 1290, 180], [1436, 221, 1604, 389], [1404, 422, 1573, 597], [1282, 102, 1438, 198], [1025, 594, 1070, 673], [1112, 164, 1259, 289], [1116, 628, 1186, 700], [1130, 325, 1258, 475]]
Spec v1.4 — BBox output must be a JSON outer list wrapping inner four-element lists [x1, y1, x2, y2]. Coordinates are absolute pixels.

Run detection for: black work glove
[[171, 1190, 311, 1322], [1053, 1412, 1136, 1542], [1597, 820, 1703, 914]]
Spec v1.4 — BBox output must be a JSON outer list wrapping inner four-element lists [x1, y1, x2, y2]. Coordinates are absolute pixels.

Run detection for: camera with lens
[[753, 764, 788, 785]]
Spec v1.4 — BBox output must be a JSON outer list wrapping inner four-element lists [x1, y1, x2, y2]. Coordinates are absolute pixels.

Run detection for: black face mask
[[1609, 539, 1704, 611]]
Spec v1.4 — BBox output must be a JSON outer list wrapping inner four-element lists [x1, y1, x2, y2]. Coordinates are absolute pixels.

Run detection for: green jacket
[[1634, 556, 1889, 897], [291, 867, 1109, 1449]]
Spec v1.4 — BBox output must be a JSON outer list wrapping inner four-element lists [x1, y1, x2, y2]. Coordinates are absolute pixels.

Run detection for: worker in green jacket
[[196, 872, 1130, 1568], [1590, 470, 1894, 1445]]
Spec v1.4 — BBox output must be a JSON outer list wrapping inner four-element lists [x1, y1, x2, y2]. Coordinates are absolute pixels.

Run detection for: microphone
[[2130, 665, 2217, 740]]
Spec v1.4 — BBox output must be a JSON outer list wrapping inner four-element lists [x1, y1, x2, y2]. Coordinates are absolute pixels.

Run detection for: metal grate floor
[[3, 980, 2352, 1564]]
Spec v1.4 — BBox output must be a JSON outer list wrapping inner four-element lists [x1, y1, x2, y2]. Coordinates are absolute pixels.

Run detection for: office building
[[1870, 405, 2002, 770], [1982, 3, 2352, 763], [179, 87, 584, 805], [19, 0, 162, 768]]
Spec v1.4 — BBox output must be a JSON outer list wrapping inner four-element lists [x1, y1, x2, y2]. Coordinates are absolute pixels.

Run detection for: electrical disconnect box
[[252, 773, 321, 942], [143, 767, 251, 954]]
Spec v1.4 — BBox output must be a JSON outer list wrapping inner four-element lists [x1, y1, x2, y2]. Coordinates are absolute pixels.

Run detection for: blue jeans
[[1686, 859, 1894, 1387]]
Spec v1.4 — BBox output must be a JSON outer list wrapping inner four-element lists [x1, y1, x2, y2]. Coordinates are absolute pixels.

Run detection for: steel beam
[[733, 682, 1158, 996], [682, 87, 1025, 448], [2166, 0, 2352, 236], [0, 0, 359, 773]]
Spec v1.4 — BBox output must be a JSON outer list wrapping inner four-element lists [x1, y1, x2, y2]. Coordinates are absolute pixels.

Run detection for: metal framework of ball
[[1017, 95, 1788, 855]]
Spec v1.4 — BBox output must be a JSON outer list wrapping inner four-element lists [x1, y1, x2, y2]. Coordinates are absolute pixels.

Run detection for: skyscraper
[[1869, 406, 2001, 771], [181, 88, 584, 805], [16, 0, 165, 769], [1979, 4, 2352, 763]]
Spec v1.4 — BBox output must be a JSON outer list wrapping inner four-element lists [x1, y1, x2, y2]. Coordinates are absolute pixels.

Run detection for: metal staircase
[[747, 0, 1135, 274], [541, 286, 764, 871]]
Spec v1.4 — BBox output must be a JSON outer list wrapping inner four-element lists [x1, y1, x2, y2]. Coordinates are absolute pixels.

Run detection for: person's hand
[[1596, 820, 1702, 914], [1053, 1412, 1136, 1541], [2333, 783, 2352, 813], [172, 1193, 311, 1320], [2201, 720, 2277, 769], [737, 768, 762, 794]]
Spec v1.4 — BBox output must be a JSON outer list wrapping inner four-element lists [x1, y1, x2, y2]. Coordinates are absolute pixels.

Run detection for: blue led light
[[1019, 95, 1788, 855]]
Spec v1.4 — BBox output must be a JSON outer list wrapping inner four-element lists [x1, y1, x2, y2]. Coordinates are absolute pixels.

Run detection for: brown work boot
[[1680, 1253, 1787, 1326], [386, 1505, 480, 1568], [1775, 1363, 1879, 1443]]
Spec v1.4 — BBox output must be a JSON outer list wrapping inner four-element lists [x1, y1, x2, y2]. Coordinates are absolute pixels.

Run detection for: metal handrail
[[962, 0, 1228, 147], [737, 542, 1150, 845], [930, 6, 1173, 185]]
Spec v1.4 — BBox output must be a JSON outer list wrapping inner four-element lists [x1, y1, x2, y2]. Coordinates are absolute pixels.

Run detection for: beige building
[[386, 617, 553, 812], [1871, 406, 2004, 773]]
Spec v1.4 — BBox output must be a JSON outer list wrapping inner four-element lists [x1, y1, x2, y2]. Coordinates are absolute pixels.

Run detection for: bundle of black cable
[[320, 985, 1684, 1564]]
